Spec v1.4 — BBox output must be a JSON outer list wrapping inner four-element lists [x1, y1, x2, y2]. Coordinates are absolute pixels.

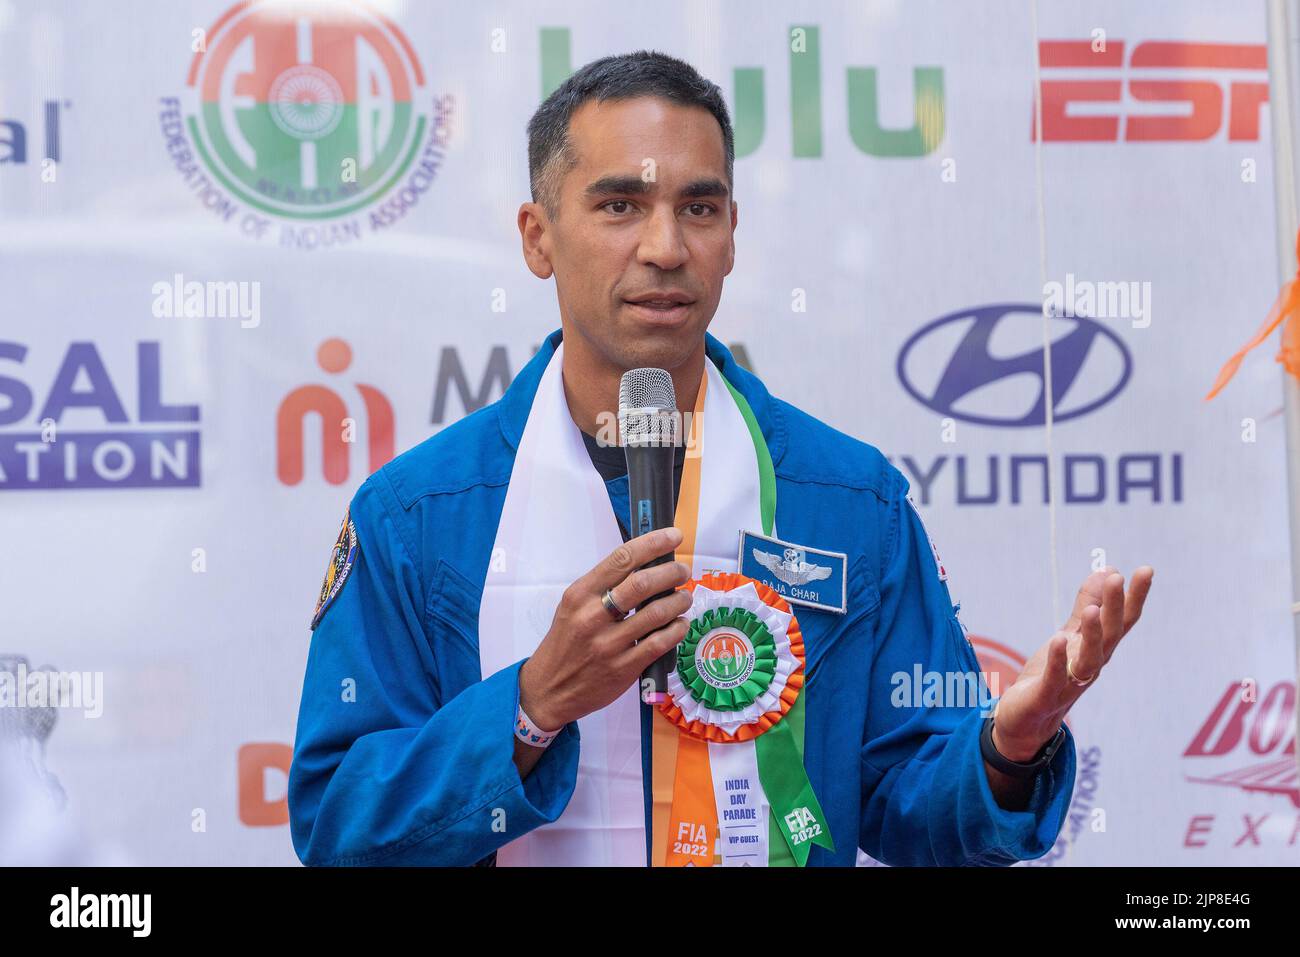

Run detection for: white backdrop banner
[[0, 0, 1292, 865]]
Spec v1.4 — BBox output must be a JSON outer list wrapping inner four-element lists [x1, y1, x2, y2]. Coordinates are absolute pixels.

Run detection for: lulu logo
[[540, 26, 943, 158], [276, 338, 394, 486], [1033, 40, 1268, 142], [238, 742, 292, 826]]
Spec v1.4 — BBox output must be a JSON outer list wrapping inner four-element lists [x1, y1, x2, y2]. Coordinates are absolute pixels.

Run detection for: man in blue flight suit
[[287, 51, 1154, 866]]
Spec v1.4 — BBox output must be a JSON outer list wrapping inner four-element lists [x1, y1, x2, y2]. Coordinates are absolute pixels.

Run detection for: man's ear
[[518, 201, 554, 280], [724, 200, 738, 276]]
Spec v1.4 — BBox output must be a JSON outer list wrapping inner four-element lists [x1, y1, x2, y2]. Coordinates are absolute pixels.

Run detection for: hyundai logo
[[896, 304, 1132, 427]]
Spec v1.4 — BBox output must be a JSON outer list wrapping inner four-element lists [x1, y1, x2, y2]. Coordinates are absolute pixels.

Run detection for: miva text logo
[[160, 0, 453, 248], [0, 342, 200, 491]]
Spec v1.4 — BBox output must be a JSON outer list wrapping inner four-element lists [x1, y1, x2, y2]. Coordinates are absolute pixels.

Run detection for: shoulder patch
[[311, 509, 358, 630], [906, 494, 947, 582]]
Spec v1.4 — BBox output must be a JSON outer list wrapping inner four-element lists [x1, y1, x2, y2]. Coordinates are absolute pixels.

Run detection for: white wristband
[[515, 702, 561, 749]]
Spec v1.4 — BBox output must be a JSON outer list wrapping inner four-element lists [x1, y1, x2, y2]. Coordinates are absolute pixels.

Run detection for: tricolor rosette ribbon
[[665, 577, 799, 740], [658, 573, 834, 865]]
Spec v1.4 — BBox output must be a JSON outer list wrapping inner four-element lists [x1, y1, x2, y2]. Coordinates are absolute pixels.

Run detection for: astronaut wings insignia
[[739, 531, 847, 614], [753, 546, 833, 587]]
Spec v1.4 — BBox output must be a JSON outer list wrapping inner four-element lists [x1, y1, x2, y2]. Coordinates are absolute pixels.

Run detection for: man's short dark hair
[[526, 49, 734, 219]]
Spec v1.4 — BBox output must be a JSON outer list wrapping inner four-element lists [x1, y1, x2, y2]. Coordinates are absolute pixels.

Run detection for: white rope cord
[[1030, 0, 1062, 633], [1029, 0, 1072, 869]]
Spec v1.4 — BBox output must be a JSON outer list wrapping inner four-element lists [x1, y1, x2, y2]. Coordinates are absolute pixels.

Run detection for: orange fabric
[[663, 733, 718, 866], [651, 367, 708, 866], [674, 371, 707, 563], [1206, 229, 1300, 399], [650, 710, 679, 866]]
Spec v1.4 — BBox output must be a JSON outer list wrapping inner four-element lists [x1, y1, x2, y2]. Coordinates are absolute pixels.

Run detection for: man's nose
[[635, 204, 689, 270]]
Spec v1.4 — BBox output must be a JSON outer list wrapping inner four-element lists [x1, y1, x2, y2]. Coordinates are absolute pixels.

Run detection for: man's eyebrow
[[582, 175, 730, 201], [680, 178, 729, 199], [583, 175, 650, 199]]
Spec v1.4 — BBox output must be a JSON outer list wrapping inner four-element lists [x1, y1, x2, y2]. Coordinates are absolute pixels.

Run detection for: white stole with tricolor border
[[477, 340, 765, 865]]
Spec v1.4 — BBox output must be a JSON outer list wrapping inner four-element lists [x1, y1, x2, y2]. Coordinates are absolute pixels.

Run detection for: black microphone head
[[619, 368, 679, 448]]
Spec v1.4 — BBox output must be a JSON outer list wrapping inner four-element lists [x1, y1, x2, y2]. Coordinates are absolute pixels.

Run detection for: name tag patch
[[739, 530, 847, 614]]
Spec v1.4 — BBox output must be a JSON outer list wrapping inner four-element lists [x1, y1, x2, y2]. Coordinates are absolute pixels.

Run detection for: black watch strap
[[980, 715, 1065, 779]]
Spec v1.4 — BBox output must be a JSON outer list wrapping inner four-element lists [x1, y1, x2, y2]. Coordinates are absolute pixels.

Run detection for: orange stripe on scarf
[[650, 710, 679, 866], [663, 734, 717, 866], [651, 366, 710, 865]]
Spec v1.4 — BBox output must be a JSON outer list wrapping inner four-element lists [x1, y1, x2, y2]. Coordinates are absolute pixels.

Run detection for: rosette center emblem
[[660, 572, 806, 742], [696, 630, 756, 689]]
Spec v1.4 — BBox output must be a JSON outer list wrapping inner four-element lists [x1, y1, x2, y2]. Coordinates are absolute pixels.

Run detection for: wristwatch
[[979, 714, 1066, 779]]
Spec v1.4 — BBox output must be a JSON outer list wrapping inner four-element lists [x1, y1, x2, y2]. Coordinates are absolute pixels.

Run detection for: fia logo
[[784, 807, 816, 832]]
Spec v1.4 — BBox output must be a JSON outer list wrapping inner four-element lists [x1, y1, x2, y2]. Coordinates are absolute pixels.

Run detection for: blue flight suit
[[287, 327, 1076, 866]]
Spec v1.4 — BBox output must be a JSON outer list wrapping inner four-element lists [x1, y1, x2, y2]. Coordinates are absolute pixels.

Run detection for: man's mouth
[[623, 292, 696, 321], [627, 300, 691, 309]]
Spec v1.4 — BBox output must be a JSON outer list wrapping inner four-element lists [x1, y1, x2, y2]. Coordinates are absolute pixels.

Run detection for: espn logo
[[1032, 40, 1268, 142]]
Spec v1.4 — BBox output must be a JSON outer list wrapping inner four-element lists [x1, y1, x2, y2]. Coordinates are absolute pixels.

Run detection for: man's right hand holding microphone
[[513, 526, 690, 778]]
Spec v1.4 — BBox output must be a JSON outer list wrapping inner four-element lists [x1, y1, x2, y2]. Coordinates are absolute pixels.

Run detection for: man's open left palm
[[991, 566, 1155, 760]]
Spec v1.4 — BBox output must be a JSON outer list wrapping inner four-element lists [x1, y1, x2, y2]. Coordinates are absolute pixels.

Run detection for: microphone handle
[[639, 561, 678, 705], [625, 442, 679, 705]]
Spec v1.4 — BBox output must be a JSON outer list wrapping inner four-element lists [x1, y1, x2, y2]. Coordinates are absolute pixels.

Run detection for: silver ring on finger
[[601, 588, 629, 622]]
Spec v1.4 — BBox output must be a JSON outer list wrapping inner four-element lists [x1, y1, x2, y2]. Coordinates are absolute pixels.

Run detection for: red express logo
[[1182, 681, 1297, 852], [1032, 40, 1268, 142]]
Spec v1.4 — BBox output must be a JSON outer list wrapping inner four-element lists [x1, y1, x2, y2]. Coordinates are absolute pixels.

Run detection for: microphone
[[618, 368, 682, 705]]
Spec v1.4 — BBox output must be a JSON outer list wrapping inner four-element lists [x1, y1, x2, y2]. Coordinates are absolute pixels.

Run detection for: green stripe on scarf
[[722, 372, 833, 866]]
